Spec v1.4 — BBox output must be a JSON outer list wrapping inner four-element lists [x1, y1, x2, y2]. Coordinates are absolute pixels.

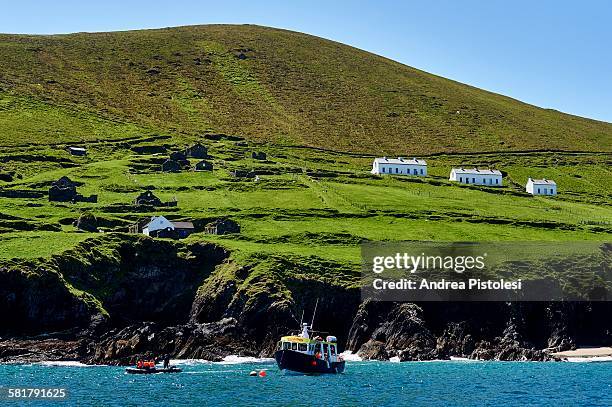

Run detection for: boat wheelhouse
[[274, 323, 345, 374]]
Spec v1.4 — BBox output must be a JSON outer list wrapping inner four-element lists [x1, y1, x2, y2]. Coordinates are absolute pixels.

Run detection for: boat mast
[[310, 298, 319, 331], [299, 309, 305, 329]]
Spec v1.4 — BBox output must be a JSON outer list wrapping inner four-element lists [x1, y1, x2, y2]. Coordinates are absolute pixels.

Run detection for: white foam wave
[[389, 356, 401, 363], [37, 361, 96, 367], [339, 351, 362, 362], [171, 356, 274, 366], [449, 356, 481, 362], [218, 355, 274, 365]]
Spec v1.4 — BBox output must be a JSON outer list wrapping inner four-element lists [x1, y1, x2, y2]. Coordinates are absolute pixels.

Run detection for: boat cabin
[[277, 323, 341, 363]]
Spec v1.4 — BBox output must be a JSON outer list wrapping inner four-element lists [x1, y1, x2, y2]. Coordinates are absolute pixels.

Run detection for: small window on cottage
[[413, 169, 417, 175], [495, 179, 499, 184], [459, 177, 463, 182], [544, 188, 547, 194], [537, 188, 540, 194], [420, 168, 424, 175], [382, 167, 385, 173], [472, 178, 476, 183], [395, 167, 399, 174]]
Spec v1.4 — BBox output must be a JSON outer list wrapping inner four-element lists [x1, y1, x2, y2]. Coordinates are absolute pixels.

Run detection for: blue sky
[[2, 0, 611, 123]]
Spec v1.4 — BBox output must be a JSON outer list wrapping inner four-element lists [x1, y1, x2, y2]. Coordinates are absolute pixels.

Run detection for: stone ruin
[[161, 150, 191, 172], [73, 212, 98, 232], [133, 190, 177, 207], [161, 159, 182, 173], [133, 190, 162, 206], [194, 160, 213, 171], [251, 151, 267, 161], [229, 169, 256, 179], [48, 176, 98, 203], [204, 218, 240, 235], [185, 143, 208, 159], [169, 151, 187, 161]]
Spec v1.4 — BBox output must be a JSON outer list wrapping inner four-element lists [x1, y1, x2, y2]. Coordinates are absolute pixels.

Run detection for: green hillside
[[0, 24, 611, 153], [0, 25, 610, 303]]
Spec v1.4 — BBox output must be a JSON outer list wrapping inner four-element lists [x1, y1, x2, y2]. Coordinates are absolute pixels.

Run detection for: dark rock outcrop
[[85, 318, 255, 365], [347, 301, 437, 360]]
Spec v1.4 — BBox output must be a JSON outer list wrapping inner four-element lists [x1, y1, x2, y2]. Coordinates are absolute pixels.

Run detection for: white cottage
[[526, 178, 557, 196], [371, 157, 427, 176], [449, 168, 503, 186], [142, 215, 175, 236]]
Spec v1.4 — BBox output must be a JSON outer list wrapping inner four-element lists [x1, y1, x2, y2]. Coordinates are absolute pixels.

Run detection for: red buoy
[[311, 361, 317, 366], [258, 370, 267, 377]]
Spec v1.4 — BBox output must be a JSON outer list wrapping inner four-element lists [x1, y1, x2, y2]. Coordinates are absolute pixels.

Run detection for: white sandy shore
[[552, 347, 612, 358]]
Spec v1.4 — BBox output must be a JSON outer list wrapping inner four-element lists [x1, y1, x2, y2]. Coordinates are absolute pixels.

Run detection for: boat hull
[[274, 350, 345, 374], [125, 367, 182, 374]]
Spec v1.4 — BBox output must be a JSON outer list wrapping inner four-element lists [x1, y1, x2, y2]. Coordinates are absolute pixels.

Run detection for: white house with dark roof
[[526, 178, 557, 196], [143, 215, 195, 239], [449, 168, 503, 186], [371, 157, 427, 176]]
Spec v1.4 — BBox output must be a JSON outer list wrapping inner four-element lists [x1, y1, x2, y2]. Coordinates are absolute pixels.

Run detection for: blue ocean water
[[1, 359, 610, 406]]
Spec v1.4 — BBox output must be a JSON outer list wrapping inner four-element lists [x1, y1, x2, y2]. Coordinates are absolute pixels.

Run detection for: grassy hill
[[0, 24, 611, 154], [0, 25, 610, 309]]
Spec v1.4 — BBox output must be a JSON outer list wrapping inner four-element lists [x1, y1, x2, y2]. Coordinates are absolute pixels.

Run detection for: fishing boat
[[125, 366, 182, 374], [274, 300, 345, 374]]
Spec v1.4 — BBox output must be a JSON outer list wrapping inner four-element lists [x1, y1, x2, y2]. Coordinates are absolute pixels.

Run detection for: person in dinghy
[[125, 356, 182, 374], [274, 302, 345, 374]]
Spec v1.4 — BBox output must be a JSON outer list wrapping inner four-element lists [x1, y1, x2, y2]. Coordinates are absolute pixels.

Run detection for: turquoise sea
[[1, 358, 610, 406]]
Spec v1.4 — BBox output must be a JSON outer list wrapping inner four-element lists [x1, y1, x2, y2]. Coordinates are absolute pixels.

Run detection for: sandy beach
[[553, 347, 612, 358]]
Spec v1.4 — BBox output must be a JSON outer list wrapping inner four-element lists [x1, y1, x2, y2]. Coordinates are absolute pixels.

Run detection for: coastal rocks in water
[[346, 300, 572, 362], [85, 318, 255, 365], [347, 300, 437, 361], [356, 340, 388, 361], [435, 322, 475, 358], [0, 338, 87, 364]]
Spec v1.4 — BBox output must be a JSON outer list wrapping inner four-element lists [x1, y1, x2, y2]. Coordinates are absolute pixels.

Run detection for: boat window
[[314, 343, 321, 353], [323, 344, 328, 355], [291, 343, 297, 351], [283, 342, 291, 350], [298, 343, 307, 351], [330, 345, 336, 355]]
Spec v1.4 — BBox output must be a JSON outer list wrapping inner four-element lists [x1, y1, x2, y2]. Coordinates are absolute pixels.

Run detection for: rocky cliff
[[0, 235, 610, 364]]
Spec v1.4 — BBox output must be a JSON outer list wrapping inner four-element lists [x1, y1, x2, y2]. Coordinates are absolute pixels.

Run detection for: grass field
[[0, 137, 610, 265]]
